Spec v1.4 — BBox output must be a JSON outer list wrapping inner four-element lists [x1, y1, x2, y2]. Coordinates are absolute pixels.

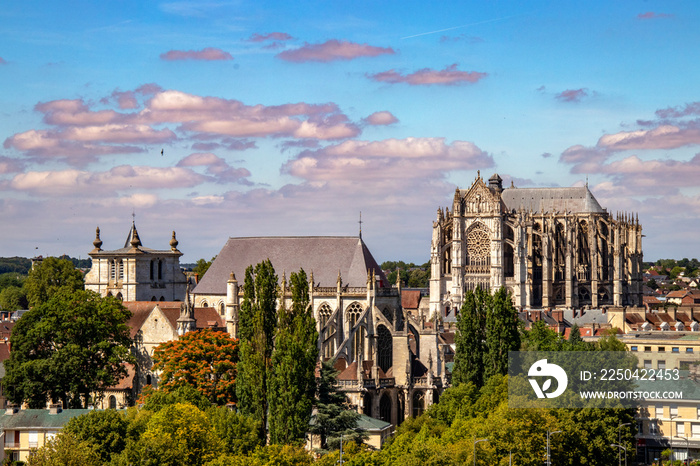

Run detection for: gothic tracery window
[[377, 325, 393, 373], [318, 303, 332, 328], [466, 222, 491, 270], [347, 302, 365, 362]]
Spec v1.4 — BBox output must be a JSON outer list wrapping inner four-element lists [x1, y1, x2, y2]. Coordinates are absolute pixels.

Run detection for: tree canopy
[[24, 256, 84, 308], [152, 328, 239, 405], [4, 289, 134, 408], [236, 259, 278, 441], [268, 269, 319, 445]]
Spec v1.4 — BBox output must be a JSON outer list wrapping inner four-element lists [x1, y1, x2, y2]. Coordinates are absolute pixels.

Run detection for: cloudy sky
[[2, 1, 699, 264]]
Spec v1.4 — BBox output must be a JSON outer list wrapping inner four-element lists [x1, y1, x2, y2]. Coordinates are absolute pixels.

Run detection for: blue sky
[[1, 1, 699, 264]]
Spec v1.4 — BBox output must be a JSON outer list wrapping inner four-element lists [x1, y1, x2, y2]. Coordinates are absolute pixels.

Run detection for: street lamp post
[[547, 430, 562, 466], [670, 414, 678, 463], [473, 438, 489, 466], [618, 422, 631, 466], [611, 444, 627, 466], [674, 435, 689, 464]]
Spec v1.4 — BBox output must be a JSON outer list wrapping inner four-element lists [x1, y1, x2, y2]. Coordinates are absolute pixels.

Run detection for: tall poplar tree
[[484, 286, 521, 380], [452, 286, 488, 388], [268, 269, 319, 444], [235, 260, 278, 441]]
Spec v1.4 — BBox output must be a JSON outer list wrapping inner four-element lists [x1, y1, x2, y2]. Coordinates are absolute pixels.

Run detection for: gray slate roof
[[501, 186, 605, 214], [0, 409, 89, 429], [193, 236, 387, 295]]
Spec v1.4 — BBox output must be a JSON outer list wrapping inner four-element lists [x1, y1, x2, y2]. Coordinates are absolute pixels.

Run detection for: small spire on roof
[[130, 220, 142, 248], [93, 226, 102, 251], [170, 231, 179, 251], [358, 211, 362, 239]]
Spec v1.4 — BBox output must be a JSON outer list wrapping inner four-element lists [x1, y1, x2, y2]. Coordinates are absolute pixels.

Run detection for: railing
[[465, 265, 490, 274], [28, 441, 38, 448], [4, 441, 19, 448], [363, 379, 376, 388], [412, 376, 428, 386], [379, 378, 395, 387], [337, 380, 359, 388]]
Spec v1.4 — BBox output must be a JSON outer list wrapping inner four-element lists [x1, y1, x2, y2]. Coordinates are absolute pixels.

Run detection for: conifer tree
[[484, 286, 520, 380], [235, 260, 278, 441], [268, 269, 319, 444], [310, 359, 365, 451], [452, 287, 488, 388]]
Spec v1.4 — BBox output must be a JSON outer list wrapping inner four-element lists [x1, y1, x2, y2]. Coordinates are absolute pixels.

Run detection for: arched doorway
[[379, 392, 392, 423]]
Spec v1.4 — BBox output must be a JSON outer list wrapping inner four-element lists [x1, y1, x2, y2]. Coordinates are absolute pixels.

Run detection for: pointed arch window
[[377, 325, 393, 373], [346, 302, 365, 363]]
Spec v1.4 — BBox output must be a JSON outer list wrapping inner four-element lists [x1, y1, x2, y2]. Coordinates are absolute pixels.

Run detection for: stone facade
[[430, 173, 644, 319], [84, 222, 188, 302], [193, 236, 448, 426]]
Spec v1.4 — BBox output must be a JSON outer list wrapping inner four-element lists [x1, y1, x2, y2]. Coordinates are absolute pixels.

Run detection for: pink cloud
[[363, 111, 398, 126], [368, 64, 487, 86], [556, 88, 589, 103], [160, 47, 233, 61], [0, 57, 6, 65], [6, 88, 362, 164], [597, 125, 700, 151], [0, 156, 24, 174], [655, 101, 700, 119], [9, 165, 206, 196], [282, 137, 493, 182], [176, 152, 251, 184], [638, 12, 673, 20], [247, 32, 293, 42], [276, 40, 395, 62]]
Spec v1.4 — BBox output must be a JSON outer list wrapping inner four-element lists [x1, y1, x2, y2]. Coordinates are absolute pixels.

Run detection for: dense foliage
[[268, 269, 319, 444], [0, 256, 32, 275], [152, 328, 239, 405], [236, 259, 278, 441], [4, 289, 134, 408], [24, 256, 84, 308], [381, 260, 430, 287], [309, 360, 365, 451]]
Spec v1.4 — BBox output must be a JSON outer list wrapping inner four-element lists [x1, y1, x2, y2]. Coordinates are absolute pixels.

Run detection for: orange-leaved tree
[[152, 328, 239, 405]]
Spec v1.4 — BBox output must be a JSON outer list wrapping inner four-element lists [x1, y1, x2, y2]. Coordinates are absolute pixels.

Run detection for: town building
[[84, 222, 188, 302], [0, 405, 87, 463], [193, 236, 448, 426], [430, 173, 644, 318]]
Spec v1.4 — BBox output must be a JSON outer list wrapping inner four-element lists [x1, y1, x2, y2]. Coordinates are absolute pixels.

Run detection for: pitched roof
[[401, 290, 421, 309], [501, 186, 605, 214], [0, 409, 89, 429], [193, 236, 387, 295]]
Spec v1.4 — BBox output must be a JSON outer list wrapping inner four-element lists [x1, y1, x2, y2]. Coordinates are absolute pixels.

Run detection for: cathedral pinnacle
[[93, 226, 102, 251], [170, 231, 179, 251]]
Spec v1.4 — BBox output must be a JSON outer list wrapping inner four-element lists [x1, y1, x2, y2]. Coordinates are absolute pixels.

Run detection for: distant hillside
[[0, 257, 32, 275], [0, 256, 91, 275]]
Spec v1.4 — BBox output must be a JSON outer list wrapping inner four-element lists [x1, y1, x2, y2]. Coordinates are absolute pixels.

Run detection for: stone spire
[[169, 231, 179, 251], [92, 226, 102, 252], [177, 283, 196, 336]]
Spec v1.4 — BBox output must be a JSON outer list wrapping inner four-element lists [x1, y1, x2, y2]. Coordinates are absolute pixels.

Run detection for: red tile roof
[[401, 290, 421, 310]]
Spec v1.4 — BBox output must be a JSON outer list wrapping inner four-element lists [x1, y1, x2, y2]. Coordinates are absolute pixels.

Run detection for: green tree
[[207, 407, 263, 456], [236, 260, 278, 441], [0, 285, 28, 311], [194, 256, 216, 279], [118, 403, 222, 466], [152, 328, 239, 405], [25, 432, 101, 466], [63, 409, 129, 464], [484, 287, 520, 380], [24, 256, 84, 308], [141, 384, 212, 412], [269, 269, 319, 445], [522, 319, 563, 351], [309, 359, 365, 452], [452, 287, 488, 388], [4, 289, 134, 408]]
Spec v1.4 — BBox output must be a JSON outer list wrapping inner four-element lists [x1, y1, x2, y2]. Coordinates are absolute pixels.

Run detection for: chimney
[[48, 403, 62, 415], [5, 404, 19, 415]]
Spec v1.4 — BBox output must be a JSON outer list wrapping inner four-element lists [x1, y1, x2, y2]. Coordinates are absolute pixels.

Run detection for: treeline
[[380, 260, 430, 288], [645, 257, 700, 278]]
